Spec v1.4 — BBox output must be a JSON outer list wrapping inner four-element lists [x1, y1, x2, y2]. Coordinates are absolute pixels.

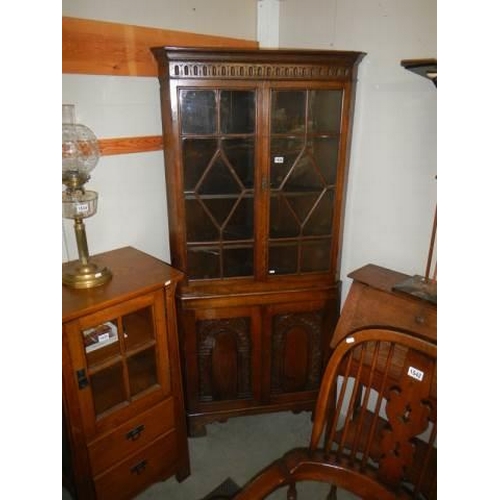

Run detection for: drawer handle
[[130, 459, 148, 475], [126, 424, 145, 441], [415, 315, 425, 325]]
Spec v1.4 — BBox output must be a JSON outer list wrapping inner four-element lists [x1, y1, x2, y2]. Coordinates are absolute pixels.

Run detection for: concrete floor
[[64, 411, 360, 499]]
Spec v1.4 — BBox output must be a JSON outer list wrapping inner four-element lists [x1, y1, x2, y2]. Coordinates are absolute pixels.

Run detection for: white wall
[[61, 0, 257, 263], [279, 0, 437, 300]]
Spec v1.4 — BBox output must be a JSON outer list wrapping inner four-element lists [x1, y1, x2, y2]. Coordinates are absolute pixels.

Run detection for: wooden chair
[[233, 328, 437, 500]]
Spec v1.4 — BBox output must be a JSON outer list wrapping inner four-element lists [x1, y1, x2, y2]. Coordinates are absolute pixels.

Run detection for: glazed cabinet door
[[267, 86, 344, 277], [65, 290, 170, 437], [176, 85, 258, 280]]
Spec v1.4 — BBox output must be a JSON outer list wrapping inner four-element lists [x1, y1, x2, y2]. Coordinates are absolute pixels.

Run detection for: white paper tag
[[274, 156, 284, 164], [407, 366, 424, 381]]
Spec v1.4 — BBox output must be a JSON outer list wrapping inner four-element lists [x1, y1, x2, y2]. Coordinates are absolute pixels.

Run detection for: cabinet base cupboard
[[151, 47, 365, 436], [62, 247, 190, 499]]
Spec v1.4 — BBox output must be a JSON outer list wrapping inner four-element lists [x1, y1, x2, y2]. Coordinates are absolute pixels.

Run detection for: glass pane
[[310, 137, 338, 184], [268, 243, 298, 275], [271, 91, 306, 133], [187, 247, 220, 279], [180, 90, 216, 134], [270, 138, 304, 188], [300, 239, 332, 272], [123, 307, 155, 351], [203, 197, 238, 227], [186, 199, 220, 242], [222, 138, 255, 189], [285, 193, 321, 223], [128, 347, 158, 397], [303, 190, 335, 236], [283, 153, 323, 192], [83, 320, 120, 367], [223, 246, 253, 277], [183, 139, 217, 191], [221, 90, 255, 134], [198, 157, 242, 195], [223, 197, 254, 240], [91, 363, 126, 416], [270, 195, 300, 238], [309, 90, 343, 134]]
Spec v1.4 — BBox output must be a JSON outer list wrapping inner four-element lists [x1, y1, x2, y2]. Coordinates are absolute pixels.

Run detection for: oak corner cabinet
[[62, 247, 190, 500], [151, 47, 366, 436]]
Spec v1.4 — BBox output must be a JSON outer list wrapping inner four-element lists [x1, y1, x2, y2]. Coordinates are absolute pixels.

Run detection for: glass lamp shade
[[62, 104, 111, 289], [62, 104, 100, 188]]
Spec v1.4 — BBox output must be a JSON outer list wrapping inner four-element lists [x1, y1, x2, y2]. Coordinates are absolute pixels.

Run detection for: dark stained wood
[[62, 246, 190, 499], [234, 328, 437, 500], [152, 47, 365, 435]]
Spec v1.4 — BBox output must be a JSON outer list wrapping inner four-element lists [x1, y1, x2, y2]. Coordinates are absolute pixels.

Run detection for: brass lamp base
[[62, 260, 112, 289]]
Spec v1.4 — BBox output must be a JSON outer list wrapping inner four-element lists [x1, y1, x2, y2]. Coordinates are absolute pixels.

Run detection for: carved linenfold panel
[[197, 317, 252, 402], [271, 311, 323, 394], [169, 62, 352, 80]]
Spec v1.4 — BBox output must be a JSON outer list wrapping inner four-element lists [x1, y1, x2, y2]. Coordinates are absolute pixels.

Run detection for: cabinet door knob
[[126, 424, 145, 441]]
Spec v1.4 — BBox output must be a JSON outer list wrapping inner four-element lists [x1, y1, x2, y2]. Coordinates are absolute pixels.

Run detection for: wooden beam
[[98, 135, 163, 156], [62, 16, 258, 77]]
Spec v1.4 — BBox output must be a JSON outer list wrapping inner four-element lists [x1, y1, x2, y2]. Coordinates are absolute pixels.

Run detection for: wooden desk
[[331, 264, 437, 349]]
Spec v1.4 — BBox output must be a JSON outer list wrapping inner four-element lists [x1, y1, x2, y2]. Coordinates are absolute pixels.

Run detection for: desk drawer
[[88, 398, 175, 475], [93, 430, 177, 500]]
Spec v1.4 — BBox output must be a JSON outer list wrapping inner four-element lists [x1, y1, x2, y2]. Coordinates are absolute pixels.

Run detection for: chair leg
[[286, 482, 297, 500], [326, 485, 337, 500]]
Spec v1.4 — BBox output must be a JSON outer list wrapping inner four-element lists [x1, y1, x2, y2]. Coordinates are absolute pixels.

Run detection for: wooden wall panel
[[63, 16, 259, 156], [62, 16, 258, 77]]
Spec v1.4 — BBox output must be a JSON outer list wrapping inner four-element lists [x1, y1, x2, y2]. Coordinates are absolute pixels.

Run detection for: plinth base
[[62, 260, 112, 289]]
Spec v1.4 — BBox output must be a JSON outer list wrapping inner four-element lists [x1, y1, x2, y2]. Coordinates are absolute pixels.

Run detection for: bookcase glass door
[[180, 88, 256, 280], [80, 304, 159, 419], [268, 89, 343, 276]]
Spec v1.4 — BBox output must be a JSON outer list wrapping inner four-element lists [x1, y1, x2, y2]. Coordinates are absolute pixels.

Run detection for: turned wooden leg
[[326, 485, 337, 500], [287, 483, 297, 500]]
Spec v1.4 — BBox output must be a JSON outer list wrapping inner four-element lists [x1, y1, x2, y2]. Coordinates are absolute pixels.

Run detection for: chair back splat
[[234, 328, 437, 500]]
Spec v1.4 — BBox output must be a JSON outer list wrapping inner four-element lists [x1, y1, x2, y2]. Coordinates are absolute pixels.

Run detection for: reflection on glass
[[186, 199, 219, 242], [187, 247, 220, 279], [128, 347, 158, 397], [270, 138, 304, 188], [91, 363, 125, 416], [123, 307, 155, 351], [83, 320, 120, 367], [198, 158, 242, 195], [271, 91, 306, 133], [300, 239, 332, 272], [183, 139, 217, 191], [270, 195, 300, 238], [223, 197, 254, 240], [303, 190, 335, 236], [268, 243, 298, 275], [223, 247, 253, 277], [180, 90, 216, 134], [221, 90, 255, 134], [222, 138, 255, 188], [309, 90, 343, 134], [310, 137, 338, 184]]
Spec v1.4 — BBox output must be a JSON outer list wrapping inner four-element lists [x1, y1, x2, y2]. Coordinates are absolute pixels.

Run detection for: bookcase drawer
[[93, 430, 177, 500], [88, 397, 175, 475]]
